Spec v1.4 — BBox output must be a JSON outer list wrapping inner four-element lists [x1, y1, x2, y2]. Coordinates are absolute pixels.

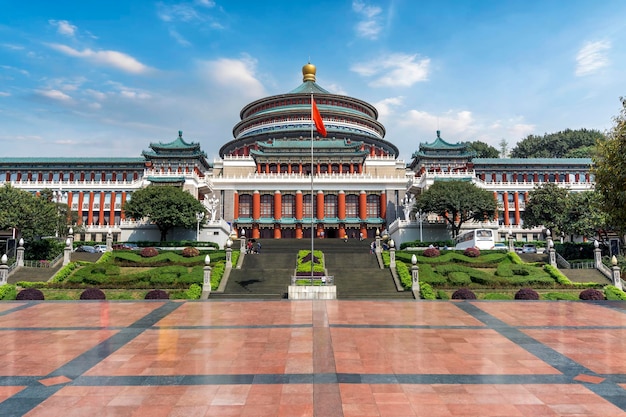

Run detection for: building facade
[[0, 63, 595, 244]]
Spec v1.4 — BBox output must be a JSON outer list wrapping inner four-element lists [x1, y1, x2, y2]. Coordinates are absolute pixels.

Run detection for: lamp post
[[52, 189, 67, 238], [195, 212, 205, 242]]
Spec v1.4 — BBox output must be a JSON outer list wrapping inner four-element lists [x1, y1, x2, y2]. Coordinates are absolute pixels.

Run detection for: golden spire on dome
[[302, 62, 316, 82]]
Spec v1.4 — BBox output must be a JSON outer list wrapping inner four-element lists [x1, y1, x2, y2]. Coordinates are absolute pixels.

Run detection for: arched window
[[366, 195, 379, 218], [260, 194, 273, 217], [238, 194, 253, 218], [282, 194, 296, 218], [346, 194, 359, 217], [324, 194, 338, 218]]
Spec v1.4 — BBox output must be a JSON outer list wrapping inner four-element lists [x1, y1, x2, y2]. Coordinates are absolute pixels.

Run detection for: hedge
[[604, 285, 626, 300]]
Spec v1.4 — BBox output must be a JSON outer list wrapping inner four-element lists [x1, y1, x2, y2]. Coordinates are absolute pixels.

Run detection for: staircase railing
[[555, 252, 570, 269]]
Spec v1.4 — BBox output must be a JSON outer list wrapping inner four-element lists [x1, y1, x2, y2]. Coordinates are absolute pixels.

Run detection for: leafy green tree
[[522, 183, 569, 234], [123, 186, 206, 241], [511, 128, 604, 158], [562, 191, 608, 240], [593, 97, 626, 238], [0, 184, 57, 241], [465, 140, 499, 158], [412, 180, 497, 238]]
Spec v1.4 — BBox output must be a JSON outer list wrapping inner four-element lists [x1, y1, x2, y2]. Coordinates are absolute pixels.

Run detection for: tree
[[465, 140, 499, 158], [122, 186, 206, 241], [412, 180, 497, 238], [498, 139, 509, 158], [511, 128, 604, 158], [0, 184, 57, 241], [562, 191, 608, 240], [522, 183, 569, 234], [593, 97, 626, 238]]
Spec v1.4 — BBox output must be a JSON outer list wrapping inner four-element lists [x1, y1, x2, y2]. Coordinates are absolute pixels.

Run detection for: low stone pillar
[[507, 232, 515, 253], [240, 229, 246, 253], [202, 255, 212, 295], [546, 230, 556, 267], [375, 228, 382, 254], [106, 229, 113, 252], [611, 256, 623, 291], [63, 238, 72, 266], [411, 254, 420, 299], [593, 240, 602, 269], [225, 239, 233, 268], [68, 227, 74, 252], [389, 239, 396, 269], [0, 254, 8, 286], [16, 238, 25, 267]]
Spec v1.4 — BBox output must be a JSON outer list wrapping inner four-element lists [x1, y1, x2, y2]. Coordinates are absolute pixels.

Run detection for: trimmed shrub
[[484, 293, 513, 300], [145, 289, 170, 299], [185, 283, 202, 299], [451, 288, 476, 300], [140, 247, 159, 258], [0, 284, 17, 300], [543, 292, 578, 301], [16, 288, 45, 300], [463, 247, 480, 258], [419, 282, 436, 300], [80, 288, 106, 300], [181, 246, 200, 258], [448, 271, 472, 285], [579, 288, 605, 300], [423, 247, 441, 258], [436, 289, 450, 300], [604, 285, 626, 300], [514, 288, 539, 300]]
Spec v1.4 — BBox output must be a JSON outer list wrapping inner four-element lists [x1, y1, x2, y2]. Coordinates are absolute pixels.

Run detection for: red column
[[503, 192, 510, 226], [295, 191, 303, 220], [77, 192, 84, 225], [252, 191, 260, 220], [98, 192, 105, 225], [252, 224, 260, 239], [380, 192, 386, 220], [523, 173, 528, 182], [349, 164, 354, 174], [513, 191, 520, 225], [274, 225, 281, 239], [120, 192, 127, 220], [87, 192, 95, 226], [296, 224, 303, 239], [233, 192, 239, 219], [66, 192, 73, 224], [359, 191, 367, 220], [544, 173, 549, 182], [575, 173, 580, 182], [565, 173, 570, 183], [585, 173, 590, 182], [316, 191, 324, 220], [524, 192, 529, 203], [555, 173, 560, 182], [274, 191, 282, 220], [256, 163, 261, 174], [338, 191, 346, 220], [533, 173, 539, 182], [109, 191, 116, 226]]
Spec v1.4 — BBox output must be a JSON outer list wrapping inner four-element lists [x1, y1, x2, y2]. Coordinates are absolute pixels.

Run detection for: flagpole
[[310, 93, 314, 283]]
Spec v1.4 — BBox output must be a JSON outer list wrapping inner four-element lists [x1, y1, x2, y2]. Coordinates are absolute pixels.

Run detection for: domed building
[[212, 63, 408, 239]]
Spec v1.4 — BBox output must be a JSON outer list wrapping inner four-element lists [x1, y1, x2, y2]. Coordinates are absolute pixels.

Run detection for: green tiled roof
[[288, 81, 330, 94], [473, 158, 592, 165], [258, 139, 362, 149], [146, 176, 185, 183], [420, 131, 468, 150]]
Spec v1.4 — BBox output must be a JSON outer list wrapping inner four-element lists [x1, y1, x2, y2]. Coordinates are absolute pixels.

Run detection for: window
[[282, 194, 295, 217], [239, 194, 252, 217], [260, 194, 273, 217], [346, 194, 359, 217], [303, 194, 314, 218], [366, 195, 379, 218], [324, 194, 337, 218]]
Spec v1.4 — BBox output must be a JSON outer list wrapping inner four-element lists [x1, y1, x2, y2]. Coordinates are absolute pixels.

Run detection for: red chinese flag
[[312, 98, 327, 137]]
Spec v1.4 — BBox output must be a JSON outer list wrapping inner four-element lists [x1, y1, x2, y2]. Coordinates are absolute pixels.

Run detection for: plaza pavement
[[0, 299, 626, 416]]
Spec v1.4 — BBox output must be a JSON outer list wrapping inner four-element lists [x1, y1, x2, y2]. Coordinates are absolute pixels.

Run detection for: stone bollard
[[0, 254, 8, 286], [202, 255, 212, 295], [225, 239, 233, 268], [68, 227, 74, 252], [16, 238, 25, 267], [63, 238, 72, 266], [375, 228, 382, 254], [611, 256, 623, 291], [507, 232, 515, 253], [411, 254, 420, 299], [389, 239, 396, 269], [546, 230, 556, 267], [593, 240, 602, 269], [106, 229, 113, 252]]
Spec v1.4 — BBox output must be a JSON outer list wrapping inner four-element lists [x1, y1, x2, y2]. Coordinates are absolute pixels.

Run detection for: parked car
[[94, 244, 107, 253], [76, 245, 97, 253], [522, 244, 537, 253], [492, 243, 507, 251], [112, 243, 139, 250]]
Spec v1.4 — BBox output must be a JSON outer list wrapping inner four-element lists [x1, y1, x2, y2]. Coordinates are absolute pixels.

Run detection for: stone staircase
[[211, 238, 412, 300], [8, 263, 63, 284], [558, 268, 611, 284]]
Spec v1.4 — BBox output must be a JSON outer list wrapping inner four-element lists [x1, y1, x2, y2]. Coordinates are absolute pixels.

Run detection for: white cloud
[[575, 40, 611, 76], [120, 90, 151, 100], [157, 1, 215, 22], [47, 43, 150, 74], [85, 89, 107, 100], [169, 29, 191, 47], [37, 89, 72, 101], [196, 0, 215, 6], [352, 53, 430, 87], [373, 96, 403, 119], [0, 92, 10, 97], [49, 20, 77, 37], [324, 83, 349, 95], [201, 57, 265, 98], [352, 0, 383, 39]]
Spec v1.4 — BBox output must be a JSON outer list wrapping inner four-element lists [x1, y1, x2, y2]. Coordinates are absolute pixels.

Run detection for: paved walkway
[[1, 300, 626, 416]]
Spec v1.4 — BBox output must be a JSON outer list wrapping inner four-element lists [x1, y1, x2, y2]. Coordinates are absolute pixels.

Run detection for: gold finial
[[302, 62, 316, 82]]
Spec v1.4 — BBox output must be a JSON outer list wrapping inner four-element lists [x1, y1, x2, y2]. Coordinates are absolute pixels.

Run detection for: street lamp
[[196, 212, 205, 242], [52, 189, 67, 237]]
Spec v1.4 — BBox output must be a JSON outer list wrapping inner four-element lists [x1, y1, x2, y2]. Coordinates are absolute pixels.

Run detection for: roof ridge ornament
[[178, 130, 183, 138], [302, 62, 316, 82]]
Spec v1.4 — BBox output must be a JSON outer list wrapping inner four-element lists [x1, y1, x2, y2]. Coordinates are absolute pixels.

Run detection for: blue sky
[[1, 0, 625, 161]]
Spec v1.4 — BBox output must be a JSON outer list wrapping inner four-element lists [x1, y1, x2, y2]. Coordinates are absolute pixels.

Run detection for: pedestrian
[[359, 232, 363, 241], [256, 241, 261, 254], [370, 241, 375, 254]]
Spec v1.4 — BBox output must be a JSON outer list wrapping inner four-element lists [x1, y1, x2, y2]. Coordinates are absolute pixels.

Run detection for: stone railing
[[555, 252, 571, 269]]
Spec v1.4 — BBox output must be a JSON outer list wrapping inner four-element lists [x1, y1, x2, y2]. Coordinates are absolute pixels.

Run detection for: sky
[[1, 0, 625, 162]]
